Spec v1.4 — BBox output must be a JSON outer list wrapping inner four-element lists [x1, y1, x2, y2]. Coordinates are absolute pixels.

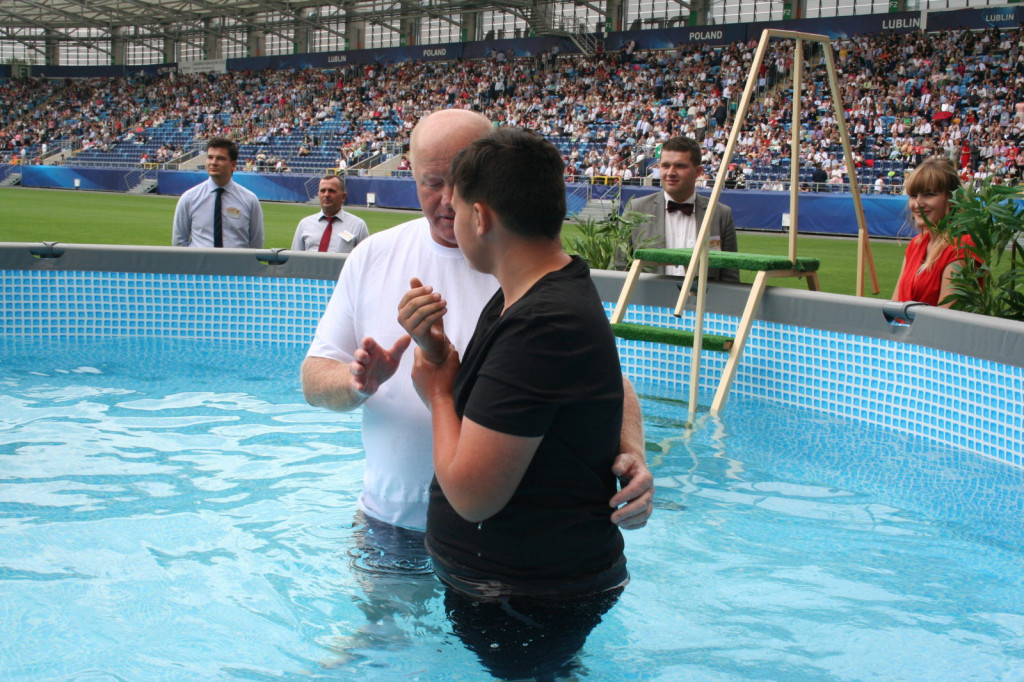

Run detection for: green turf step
[[612, 322, 734, 352], [633, 248, 820, 272]]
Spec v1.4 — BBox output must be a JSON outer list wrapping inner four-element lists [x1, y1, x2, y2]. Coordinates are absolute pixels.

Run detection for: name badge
[[709, 236, 722, 251], [227, 207, 241, 218], [341, 231, 355, 242]]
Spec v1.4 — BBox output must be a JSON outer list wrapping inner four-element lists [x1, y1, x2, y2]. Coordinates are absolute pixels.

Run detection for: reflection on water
[[348, 511, 433, 576], [327, 513, 443, 670], [1, 339, 1023, 680]]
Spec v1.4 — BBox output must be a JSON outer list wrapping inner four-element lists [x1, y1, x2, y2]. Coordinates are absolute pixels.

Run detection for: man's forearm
[[620, 375, 645, 459], [610, 375, 653, 529], [300, 356, 367, 412]]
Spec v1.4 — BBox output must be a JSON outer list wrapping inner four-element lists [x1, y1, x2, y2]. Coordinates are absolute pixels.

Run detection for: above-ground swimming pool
[[2, 251, 1023, 680], [3, 338, 1024, 680]]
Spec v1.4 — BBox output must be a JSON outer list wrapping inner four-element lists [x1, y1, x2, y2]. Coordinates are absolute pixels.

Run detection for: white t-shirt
[[306, 217, 497, 530]]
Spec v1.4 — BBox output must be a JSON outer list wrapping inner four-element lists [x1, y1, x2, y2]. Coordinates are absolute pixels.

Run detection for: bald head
[[409, 109, 493, 248], [410, 109, 493, 168]]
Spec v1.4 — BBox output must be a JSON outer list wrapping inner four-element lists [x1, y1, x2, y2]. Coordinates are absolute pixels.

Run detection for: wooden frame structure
[[610, 29, 878, 421]]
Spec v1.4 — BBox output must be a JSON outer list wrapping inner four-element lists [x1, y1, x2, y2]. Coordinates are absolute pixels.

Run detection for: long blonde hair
[[904, 156, 960, 271]]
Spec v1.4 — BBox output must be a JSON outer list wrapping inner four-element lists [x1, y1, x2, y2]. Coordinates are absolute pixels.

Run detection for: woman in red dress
[[893, 156, 980, 307]]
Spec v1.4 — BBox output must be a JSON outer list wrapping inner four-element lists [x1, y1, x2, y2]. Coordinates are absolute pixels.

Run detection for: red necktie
[[318, 216, 334, 252], [667, 200, 694, 215]]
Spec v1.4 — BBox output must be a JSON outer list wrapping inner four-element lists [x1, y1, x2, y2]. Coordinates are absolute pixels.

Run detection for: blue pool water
[[2, 338, 1023, 681]]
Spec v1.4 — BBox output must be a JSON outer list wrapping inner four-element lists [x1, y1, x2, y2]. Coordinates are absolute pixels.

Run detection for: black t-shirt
[[426, 256, 627, 598]]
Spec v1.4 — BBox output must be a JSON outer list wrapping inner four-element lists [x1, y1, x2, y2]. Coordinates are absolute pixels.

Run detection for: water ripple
[[1, 339, 1022, 681]]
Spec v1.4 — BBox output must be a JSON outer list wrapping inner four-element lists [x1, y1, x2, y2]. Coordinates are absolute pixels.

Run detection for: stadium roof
[[1, 0, 296, 30], [0, 0, 537, 37]]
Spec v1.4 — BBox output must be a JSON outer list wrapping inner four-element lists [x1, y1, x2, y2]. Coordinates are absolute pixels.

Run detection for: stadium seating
[[4, 23, 1022, 192]]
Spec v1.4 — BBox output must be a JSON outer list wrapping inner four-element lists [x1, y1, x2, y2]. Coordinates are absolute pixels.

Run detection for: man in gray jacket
[[627, 136, 739, 281]]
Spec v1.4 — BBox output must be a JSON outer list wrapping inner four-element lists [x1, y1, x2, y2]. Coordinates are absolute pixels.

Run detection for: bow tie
[[667, 200, 694, 215]]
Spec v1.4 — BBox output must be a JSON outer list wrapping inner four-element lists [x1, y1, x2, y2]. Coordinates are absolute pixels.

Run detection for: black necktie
[[213, 187, 224, 248], [667, 200, 694, 215]]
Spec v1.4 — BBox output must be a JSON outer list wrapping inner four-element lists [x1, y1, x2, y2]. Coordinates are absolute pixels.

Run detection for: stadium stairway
[[0, 172, 22, 187], [575, 198, 617, 222], [128, 177, 159, 194]]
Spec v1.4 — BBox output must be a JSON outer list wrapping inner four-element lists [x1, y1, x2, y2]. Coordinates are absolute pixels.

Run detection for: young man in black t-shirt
[[407, 127, 632, 679]]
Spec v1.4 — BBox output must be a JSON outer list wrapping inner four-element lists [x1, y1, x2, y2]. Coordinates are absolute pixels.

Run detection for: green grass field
[[0, 187, 410, 248], [0, 187, 907, 299]]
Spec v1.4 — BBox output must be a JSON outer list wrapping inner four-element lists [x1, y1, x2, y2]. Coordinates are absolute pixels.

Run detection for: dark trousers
[[444, 586, 622, 681]]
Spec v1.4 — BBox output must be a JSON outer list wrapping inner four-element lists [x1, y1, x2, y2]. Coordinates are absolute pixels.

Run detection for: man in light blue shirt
[[172, 137, 264, 248], [290, 175, 369, 253]]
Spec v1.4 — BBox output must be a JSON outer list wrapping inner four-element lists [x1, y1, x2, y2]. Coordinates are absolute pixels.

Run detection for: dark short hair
[[321, 174, 346, 192], [208, 137, 239, 162], [660, 136, 702, 166], [451, 127, 565, 240]]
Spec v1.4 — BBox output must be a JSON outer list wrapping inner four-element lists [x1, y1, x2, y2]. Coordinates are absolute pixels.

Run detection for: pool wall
[[2, 243, 1022, 466]]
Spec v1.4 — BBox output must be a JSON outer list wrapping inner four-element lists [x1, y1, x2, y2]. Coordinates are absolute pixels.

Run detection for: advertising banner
[[31, 63, 176, 79], [926, 6, 1024, 31], [746, 11, 922, 40], [603, 24, 745, 52], [178, 59, 228, 75], [229, 43, 466, 71]]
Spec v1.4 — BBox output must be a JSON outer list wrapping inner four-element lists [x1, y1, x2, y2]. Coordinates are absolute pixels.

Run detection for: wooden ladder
[[611, 248, 820, 417], [610, 28, 875, 421]]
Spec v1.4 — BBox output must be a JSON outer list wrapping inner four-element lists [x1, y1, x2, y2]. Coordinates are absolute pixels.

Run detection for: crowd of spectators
[[3, 22, 1024, 192]]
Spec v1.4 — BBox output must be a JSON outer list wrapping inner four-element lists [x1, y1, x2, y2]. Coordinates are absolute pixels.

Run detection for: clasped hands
[[348, 278, 457, 404], [399, 278, 460, 409]]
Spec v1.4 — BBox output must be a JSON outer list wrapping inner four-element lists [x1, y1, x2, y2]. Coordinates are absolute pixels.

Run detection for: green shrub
[[564, 204, 655, 271], [938, 182, 1024, 321]]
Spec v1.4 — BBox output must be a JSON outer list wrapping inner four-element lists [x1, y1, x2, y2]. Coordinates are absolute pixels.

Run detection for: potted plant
[[564, 203, 656, 271]]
